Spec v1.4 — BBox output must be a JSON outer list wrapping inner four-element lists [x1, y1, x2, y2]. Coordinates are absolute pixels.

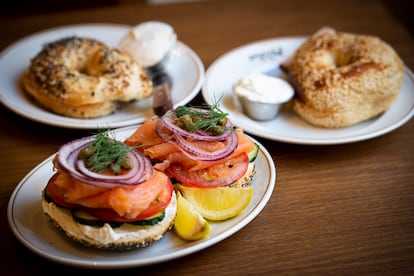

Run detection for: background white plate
[[0, 23, 205, 129], [202, 37, 414, 145], [7, 125, 276, 269]]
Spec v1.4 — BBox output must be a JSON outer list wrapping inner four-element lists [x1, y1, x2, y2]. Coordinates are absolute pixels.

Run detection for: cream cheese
[[118, 21, 177, 67], [233, 73, 294, 103]]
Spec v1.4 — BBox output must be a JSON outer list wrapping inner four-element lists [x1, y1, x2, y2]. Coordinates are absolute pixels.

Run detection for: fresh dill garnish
[[174, 103, 231, 135], [78, 130, 134, 174]]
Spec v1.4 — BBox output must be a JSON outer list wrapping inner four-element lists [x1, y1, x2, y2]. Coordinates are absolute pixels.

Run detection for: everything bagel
[[22, 36, 153, 118], [282, 28, 404, 128]]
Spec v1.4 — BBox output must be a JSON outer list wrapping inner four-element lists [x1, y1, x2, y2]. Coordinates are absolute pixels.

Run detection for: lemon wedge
[[174, 191, 211, 241], [176, 184, 253, 221]]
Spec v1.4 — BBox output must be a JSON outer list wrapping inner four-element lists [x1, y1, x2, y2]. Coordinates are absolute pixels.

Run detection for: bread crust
[[41, 190, 177, 250], [22, 36, 153, 118], [284, 29, 404, 128]]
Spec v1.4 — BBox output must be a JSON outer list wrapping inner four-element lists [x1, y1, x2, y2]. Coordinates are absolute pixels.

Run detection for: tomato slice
[[83, 178, 173, 221], [135, 177, 173, 219], [45, 173, 80, 208], [167, 153, 249, 188]]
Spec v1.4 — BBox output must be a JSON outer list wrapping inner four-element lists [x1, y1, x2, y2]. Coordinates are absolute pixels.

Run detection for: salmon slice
[[108, 170, 168, 218], [125, 117, 163, 147], [54, 170, 108, 201], [144, 142, 181, 159], [55, 169, 169, 219]]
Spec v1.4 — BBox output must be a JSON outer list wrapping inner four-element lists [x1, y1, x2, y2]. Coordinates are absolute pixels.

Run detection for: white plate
[[0, 23, 205, 129], [7, 125, 276, 269], [202, 37, 414, 145]]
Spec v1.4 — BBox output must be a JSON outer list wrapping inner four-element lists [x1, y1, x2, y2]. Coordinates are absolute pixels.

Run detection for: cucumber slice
[[127, 211, 165, 226], [71, 209, 123, 228], [71, 208, 165, 227], [43, 189, 53, 203], [247, 143, 259, 162]]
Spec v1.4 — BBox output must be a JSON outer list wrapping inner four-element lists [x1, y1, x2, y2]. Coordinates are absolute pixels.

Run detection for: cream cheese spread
[[118, 21, 177, 67], [233, 73, 294, 103]]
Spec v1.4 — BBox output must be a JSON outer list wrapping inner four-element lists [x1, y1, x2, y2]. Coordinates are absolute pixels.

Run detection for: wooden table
[[1, 0, 413, 274]]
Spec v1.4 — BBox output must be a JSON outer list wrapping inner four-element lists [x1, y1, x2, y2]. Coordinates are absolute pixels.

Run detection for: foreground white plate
[[7, 125, 276, 269], [202, 37, 414, 145], [0, 23, 204, 129]]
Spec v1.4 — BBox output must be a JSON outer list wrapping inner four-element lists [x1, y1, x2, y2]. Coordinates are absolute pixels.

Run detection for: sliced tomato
[[45, 173, 80, 208], [83, 178, 173, 222], [167, 153, 249, 188], [135, 177, 173, 219]]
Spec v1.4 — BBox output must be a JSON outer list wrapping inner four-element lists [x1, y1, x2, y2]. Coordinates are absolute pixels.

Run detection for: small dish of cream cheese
[[233, 73, 294, 120]]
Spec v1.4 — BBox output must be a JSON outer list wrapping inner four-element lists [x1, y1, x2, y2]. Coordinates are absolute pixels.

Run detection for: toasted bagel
[[22, 36, 153, 118], [283, 28, 404, 128]]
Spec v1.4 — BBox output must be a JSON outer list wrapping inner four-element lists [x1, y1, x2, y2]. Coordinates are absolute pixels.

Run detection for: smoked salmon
[[124, 117, 256, 172], [47, 151, 173, 220]]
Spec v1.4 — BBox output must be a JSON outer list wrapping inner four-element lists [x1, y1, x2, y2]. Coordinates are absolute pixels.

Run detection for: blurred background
[[1, 0, 412, 36]]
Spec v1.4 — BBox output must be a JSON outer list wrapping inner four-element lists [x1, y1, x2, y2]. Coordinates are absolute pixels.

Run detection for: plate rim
[[0, 23, 205, 129], [7, 125, 276, 269], [202, 36, 414, 145]]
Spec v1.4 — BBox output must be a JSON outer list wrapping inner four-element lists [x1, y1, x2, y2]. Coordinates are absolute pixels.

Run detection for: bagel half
[[227, 162, 256, 188], [41, 190, 177, 250], [282, 27, 404, 128], [22, 36, 153, 118]]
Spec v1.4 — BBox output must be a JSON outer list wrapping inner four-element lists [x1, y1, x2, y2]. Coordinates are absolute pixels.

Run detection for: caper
[[177, 114, 194, 132], [78, 145, 95, 160], [211, 126, 224, 136], [110, 163, 121, 174], [218, 117, 227, 126], [192, 116, 201, 123], [119, 156, 131, 169]]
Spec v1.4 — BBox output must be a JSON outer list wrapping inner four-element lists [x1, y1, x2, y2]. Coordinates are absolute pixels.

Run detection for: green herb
[[174, 103, 231, 135], [78, 130, 134, 174]]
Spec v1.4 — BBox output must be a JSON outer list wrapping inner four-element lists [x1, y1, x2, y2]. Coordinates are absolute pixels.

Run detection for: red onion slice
[[156, 118, 174, 141], [155, 115, 238, 161], [57, 136, 153, 189], [174, 131, 238, 161], [161, 110, 233, 141], [75, 151, 144, 183]]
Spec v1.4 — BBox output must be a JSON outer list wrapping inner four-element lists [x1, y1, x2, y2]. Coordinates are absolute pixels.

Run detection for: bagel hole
[[78, 67, 88, 75], [65, 61, 93, 76], [79, 63, 101, 77], [334, 51, 355, 67]]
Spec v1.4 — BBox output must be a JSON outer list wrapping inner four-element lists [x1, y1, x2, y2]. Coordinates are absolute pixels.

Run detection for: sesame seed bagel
[[284, 28, 404, 128], [22, 36, 153, 118], [41, 190, 177, 250]]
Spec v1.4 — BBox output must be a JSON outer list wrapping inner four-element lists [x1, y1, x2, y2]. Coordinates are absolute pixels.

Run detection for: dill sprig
[[174, 103, 231, 135], [78, 130, 134, 174]]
